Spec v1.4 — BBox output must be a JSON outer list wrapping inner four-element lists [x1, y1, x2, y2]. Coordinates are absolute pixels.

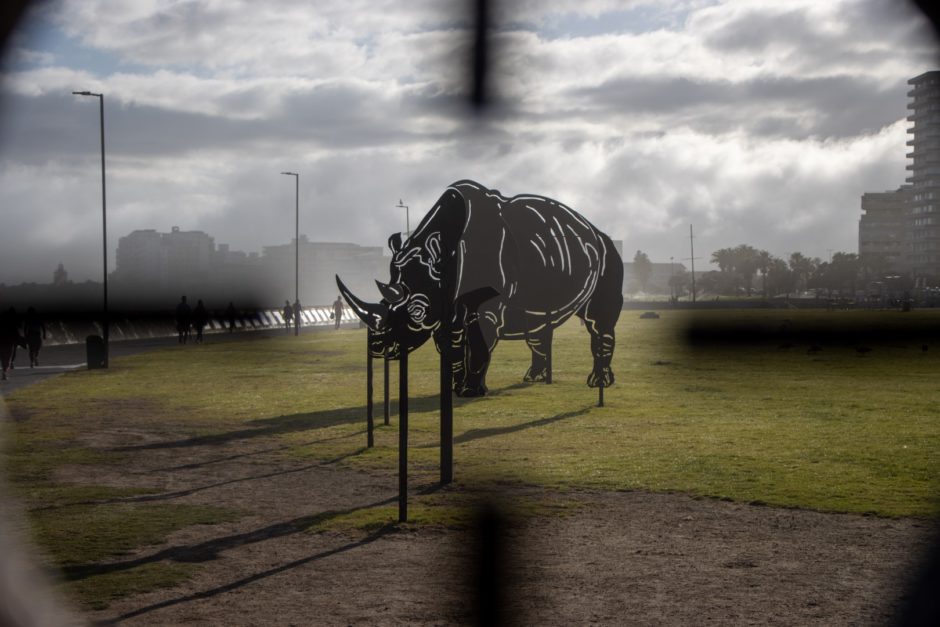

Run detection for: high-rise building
[[859, 71, 940, 287], [904, 70, 940, 285], [858, 187, 908, 270]]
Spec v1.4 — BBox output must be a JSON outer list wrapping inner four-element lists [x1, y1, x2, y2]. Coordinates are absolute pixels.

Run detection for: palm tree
[[788, 252, 817, 293]]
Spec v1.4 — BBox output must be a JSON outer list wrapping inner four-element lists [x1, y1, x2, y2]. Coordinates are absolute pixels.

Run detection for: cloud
[[0, 0, 936, 287]]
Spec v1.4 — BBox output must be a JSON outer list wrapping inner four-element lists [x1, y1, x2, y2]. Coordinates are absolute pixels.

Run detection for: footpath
[[0, 324, 353, 396]]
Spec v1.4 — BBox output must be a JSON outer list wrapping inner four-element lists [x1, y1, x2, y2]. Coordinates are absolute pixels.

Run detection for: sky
[[0, 0, 937, 285]]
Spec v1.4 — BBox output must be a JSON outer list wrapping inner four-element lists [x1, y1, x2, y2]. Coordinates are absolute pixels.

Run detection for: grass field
[[2, 308, 940, 607]]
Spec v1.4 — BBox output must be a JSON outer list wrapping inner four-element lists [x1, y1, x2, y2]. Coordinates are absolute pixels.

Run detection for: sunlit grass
[[3, 311, 939, 571]]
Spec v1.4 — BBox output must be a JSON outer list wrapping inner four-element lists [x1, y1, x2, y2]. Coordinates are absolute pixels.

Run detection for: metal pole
[[396, 200, 410, 237], [689, 225, 697, 304], [295, 173, 299, 336], [383, 352, 390, 426], [598, 381, 604, 408], [366, 331, 374, 448], [99, 94, 109, 367], [440, 296, 453, 485], [399, 349, 409, 522]]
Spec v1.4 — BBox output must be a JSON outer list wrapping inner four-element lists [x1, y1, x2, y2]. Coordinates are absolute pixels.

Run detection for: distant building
[[859, 187, 908, 269], [114, 227, 387, 306], [905, 71, 940, 285], [859, 71, 940, 287], [114, 227, 214, 292]]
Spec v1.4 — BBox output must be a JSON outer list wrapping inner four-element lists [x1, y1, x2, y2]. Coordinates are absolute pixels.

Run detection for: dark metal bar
[[598, 382, 604, 408], [366, 331, 374, 448], [383, 352, 390, 426], [440, 301, 454, 484], [294, 174, 300, 335], [99, 94, 109, 367], [399, 349, 409, 522]]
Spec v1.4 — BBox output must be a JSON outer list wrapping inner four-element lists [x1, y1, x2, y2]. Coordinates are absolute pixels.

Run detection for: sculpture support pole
[[366, 331, 374, 448], [383, 352, 390, 426], [598, 381, 604, 408], [440, 298, 454, 485], [546, 337, 553, 385], [399, 349, 409, 522]]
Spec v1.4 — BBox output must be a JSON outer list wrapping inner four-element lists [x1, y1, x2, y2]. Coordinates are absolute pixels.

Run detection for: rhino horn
[[375, 280, 408, 305], [336, 275, 388, 330]]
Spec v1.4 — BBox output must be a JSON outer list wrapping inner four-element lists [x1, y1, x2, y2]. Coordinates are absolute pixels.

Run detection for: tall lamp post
[[396, 199, 410, 237], [72, 90, 109, 367], [281, 171, 299, 336]]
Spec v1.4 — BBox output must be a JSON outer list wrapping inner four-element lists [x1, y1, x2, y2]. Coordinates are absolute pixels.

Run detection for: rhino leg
[[579, 260, 623, 388], [457, 310, 498, 397], [435, 322, 466, 393], [523, 326, 553, 383]]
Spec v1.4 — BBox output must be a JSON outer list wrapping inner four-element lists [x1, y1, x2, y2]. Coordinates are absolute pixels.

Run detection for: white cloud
[[0, 0, 936, 286]]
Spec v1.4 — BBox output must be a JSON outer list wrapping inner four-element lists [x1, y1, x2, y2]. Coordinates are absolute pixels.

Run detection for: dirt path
[[45, 427, 930, 626]]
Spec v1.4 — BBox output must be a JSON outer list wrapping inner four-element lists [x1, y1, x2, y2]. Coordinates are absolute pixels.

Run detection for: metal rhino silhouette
[[337, 180, 623, 397]]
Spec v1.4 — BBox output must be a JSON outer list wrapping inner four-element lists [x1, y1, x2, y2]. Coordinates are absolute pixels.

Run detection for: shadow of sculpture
[[62, 496, 398, 584]]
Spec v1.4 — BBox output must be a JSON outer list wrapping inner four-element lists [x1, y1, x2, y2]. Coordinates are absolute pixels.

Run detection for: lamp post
[[72, 90, 109, 367], [396, 199, 410, 237], [281, 172, 299, 335]]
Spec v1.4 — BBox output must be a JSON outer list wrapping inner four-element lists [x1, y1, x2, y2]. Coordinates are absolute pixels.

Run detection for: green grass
[[2, 309, 940, 606]]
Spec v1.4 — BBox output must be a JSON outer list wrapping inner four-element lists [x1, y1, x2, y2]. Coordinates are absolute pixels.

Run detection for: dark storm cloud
[[569, 74, 907, 139]]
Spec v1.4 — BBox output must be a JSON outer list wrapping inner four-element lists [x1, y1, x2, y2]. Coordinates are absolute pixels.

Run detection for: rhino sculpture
[[337, 180, 623, 397]]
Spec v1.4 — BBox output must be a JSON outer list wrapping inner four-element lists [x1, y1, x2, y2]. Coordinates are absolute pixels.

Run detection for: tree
[[766, 258, 796, 296], [633, 250, 653, 293], [756, 249, 774, 297], [732, 244, 760, 296], [788, 252, 818, 293]]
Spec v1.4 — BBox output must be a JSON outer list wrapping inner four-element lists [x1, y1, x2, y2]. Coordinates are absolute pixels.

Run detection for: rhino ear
[[425, 232, 442, 265], [388, 233, 403, 254]]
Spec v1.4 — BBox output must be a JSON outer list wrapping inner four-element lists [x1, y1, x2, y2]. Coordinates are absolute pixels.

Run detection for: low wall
[[38, 306, 358, 346]]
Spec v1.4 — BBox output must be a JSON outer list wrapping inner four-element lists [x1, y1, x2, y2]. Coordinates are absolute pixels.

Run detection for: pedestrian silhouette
[[293, 299, 302, 335], [225, 301, 237, 333], [282, 300, 294, 334], [332, 294, 344, 329], [176, 295, 192, 344], [1, 307, 25, 380], [23, 307, 47, 367], [193, 299, 208, 344]]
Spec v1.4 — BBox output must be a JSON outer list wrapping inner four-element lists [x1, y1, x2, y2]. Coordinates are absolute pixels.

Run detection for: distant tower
[[53, 262, 68, 285], [906, 71, 940, 286]]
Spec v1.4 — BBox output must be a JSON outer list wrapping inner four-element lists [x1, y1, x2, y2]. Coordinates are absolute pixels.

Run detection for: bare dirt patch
[[38, 427, 929, 626]]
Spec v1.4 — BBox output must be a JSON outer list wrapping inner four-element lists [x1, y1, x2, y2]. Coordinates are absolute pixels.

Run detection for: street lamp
[[72, 90, 109, 367], [281, 171, 299, 336], [396, 199, 410, 237]]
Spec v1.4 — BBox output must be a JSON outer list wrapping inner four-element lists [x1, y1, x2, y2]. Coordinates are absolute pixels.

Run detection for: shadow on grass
[[139, 429, 368, 473], [62, 496, 398, 585], [35, 450, 371, 511], [112, 382, 535, 453], [416, 406, 593, 449]]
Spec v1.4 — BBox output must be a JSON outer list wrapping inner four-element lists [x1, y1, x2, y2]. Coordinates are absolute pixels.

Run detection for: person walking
[[192, 299, 208, 344], [225, 301, 237, 333], [332, 294, 344, 330], [23, 307, 47, 367], [292, 299, 302, 335], [282, 300, 293, 334], [1, 307, 25, 380], [176, 295, 192, 344]]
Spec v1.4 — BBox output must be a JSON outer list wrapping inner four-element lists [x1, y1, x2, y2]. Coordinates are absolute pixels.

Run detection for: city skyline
[[0, 1, 937, 284]]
